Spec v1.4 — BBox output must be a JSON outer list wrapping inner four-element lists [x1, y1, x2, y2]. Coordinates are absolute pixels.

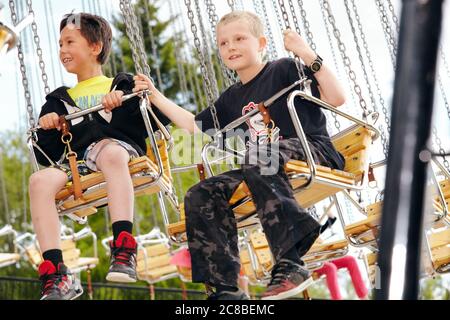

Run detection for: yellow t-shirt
[[67, 75, 114, 110]]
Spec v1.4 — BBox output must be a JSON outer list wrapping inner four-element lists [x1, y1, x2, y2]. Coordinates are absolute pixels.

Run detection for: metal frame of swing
[[26, 92, 179, 224]]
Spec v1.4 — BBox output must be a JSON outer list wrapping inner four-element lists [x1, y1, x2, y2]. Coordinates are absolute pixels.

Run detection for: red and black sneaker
[[106, 231, 137, 283], [261, 259, 314, 300], [38, 260, 83, 300]]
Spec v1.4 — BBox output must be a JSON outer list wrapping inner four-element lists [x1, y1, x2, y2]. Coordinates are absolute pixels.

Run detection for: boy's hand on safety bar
[[102, 90, 124, 113], [283, 29, 315, 64], [39, 112, 61, 130], [133, 73, 154, 96]]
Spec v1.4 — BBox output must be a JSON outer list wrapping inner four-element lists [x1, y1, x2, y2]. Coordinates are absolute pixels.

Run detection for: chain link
[[119, 0, 151, 77], [9, 0, 36, 129], [297, 0, 316, 52], [194, 0, 220, 98], [143, 0, 164, 93], [322, 0, 370, 118], [227, 0, 235, 11], [185, 0, 220, 131], [375, 0, 397, 69], [23, 0, 50, 95], [253, 0, 277, 60], [204, 0, 236, 87], [287, 0, 302, 36], [386, 0, 400, 34], [277, 0, 306, 83], [350, 0, 390, 156], [432, 126, 450, 171]]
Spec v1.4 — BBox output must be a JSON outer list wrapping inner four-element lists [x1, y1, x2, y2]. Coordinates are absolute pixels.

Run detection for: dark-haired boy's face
[[59, 24, 102, 74]]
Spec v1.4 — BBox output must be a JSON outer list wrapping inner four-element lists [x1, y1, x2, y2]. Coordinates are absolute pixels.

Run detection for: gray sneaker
[[261, 259, 314, 300]]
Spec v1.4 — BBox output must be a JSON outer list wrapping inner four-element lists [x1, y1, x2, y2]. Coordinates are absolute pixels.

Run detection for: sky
[[0, 0, 448, 151]]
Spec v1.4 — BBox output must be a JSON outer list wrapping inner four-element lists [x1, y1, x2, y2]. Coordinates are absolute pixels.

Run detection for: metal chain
[[204, 0, 236, 87], [9, 0, 36, 129], [24, 0, 50, 95], [194, 0, 220, 98], [297, 0, 316, 52], [272, 0, 285, 32], [437, 75, 450, 121], [432, 126, 450, 171], [277, 0, 306, 82], [440, 46, 450, 82], [119, 0, 151, 77], [375, 0, 397, 69], [227, 0, 235, 11], [143, 0, 164, 93], [185, 0, 221, 131], [253, 0, 277, 60], [322, 0, 370, 118], [287, 0, 302, 36], [350, 0, 391, 155], [386, 0, 400, 34], [343, 1, 377, 113], [119, 0, 144, 74]]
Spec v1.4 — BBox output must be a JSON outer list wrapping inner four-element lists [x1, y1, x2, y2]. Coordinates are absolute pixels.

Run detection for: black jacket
[[34, 72, 170, 166]]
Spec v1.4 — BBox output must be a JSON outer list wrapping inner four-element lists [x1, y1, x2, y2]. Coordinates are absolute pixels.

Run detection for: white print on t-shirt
[[242, 101, 279, 143]]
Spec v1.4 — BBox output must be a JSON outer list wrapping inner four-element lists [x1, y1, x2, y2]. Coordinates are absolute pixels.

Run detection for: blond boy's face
[[217, 19, 266, 72], [59, 25, 101, 75]]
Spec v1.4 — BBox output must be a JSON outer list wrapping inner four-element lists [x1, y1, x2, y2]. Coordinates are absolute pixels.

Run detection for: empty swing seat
[[427, 228, 450, 273], [25, 238, 98, 272], [344, 201, 382, 247], [137, 243, 179, 283], [0, 225, 20, 268]]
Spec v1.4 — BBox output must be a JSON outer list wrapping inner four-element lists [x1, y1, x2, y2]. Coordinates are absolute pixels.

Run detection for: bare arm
[[283, 30, 346, 107], [133, 73, 201, 134]]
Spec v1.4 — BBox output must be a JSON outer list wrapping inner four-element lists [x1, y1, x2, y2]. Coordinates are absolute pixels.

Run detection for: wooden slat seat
[[25, 239, 98, 271], [168, 125, 373, 240], [428, 228, 450, 273], [55, 139, 173, 219], [136, 243, 178, 283], [344, 201, 383, 246], [0, 253, 20, 266]]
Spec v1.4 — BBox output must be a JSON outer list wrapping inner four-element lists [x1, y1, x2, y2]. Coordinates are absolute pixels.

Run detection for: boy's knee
[[97, 145, 129, 168], [29, 170, 66, 194]]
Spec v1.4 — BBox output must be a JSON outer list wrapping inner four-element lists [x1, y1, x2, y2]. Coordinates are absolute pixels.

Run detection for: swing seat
[[344, 201, 382, 247], [433, 178, 450, 227], [365, 252, 379, 287], [0, 253, 20, 267], [136, 243, 179, 283], [427, 228, 450, 273], [168, 124, 373, 240], [25, 238, 98, 272], [0, 225, 20, 268], [55, 139, 173, 220]]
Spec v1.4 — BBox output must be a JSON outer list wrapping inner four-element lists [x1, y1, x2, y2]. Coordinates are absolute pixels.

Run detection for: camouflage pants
[[185, 138, 330, 286]]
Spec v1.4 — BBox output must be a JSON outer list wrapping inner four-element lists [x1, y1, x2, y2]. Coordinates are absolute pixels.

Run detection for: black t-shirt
[[195, 58, 345, 170]]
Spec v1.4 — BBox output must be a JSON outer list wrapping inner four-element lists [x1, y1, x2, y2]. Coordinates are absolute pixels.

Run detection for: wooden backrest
[[136, 243, 172, 272], [331, 125, 373, 180], [26, 239, 80, 267], [146, 139, 172, 181]]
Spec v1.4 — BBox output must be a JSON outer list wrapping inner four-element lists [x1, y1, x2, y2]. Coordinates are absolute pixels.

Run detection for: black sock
[[281, 246, 302, 265], [42, 249, 63, 268], [112, 220, 133, 240], [215, 284, 239, 293]]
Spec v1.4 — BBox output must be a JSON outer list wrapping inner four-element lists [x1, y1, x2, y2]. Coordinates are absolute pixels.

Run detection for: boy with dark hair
[[134, 10, 345, 300], [30, 12, 169, 300]]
